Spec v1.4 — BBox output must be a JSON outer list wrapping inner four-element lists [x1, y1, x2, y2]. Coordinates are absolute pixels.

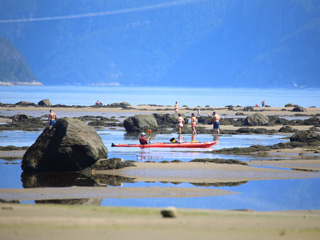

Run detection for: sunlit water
[[1, 85, 320, 107], [1, 128, 320, 211]]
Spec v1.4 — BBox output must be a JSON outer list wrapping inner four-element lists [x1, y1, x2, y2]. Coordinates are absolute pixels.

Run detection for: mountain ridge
[[0, 0, 319, 88]]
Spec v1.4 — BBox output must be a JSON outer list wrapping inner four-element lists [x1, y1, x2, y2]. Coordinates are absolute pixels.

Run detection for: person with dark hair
[[212, 111, 221, 135], [48, 109, 57, 128]]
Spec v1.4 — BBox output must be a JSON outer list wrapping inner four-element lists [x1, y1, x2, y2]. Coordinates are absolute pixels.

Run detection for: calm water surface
[[1, 86, 320, 107], [1, 128, 319, 211]]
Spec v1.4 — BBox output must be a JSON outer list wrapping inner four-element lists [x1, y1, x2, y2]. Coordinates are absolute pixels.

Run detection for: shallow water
[[0, 128, 319, 211], [1, 86, 320, 107]]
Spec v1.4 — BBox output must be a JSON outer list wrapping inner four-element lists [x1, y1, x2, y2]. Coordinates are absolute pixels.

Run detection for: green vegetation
[[0, 36, 39, 85]]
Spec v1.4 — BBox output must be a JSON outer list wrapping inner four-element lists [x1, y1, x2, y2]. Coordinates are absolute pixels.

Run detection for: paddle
[[147, 129, 151, 143]]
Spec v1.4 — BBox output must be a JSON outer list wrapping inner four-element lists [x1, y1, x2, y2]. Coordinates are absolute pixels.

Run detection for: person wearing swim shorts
[[191, 113, 197, 136], [48, 109, 57, 128], [212, 111, 221, 135], [178, 113, 185, 137]]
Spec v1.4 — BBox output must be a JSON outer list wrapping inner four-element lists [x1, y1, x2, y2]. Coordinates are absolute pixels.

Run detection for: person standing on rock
[[48, 109, 57, 128], [212, 111, 221, 135]]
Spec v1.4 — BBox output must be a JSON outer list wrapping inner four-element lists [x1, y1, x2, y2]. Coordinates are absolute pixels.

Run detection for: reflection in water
[[35, 198, 102, 206], [21, 172, 135, 188], [214, 134, 220, 144], [21, 171, 246, 189], [191, 181, 248, 187], [21, 172, 97, 188]]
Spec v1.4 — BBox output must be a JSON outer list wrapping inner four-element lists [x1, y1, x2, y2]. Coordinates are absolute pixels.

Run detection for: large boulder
[[244, 113, 269, 126], [22, 118, 108, 172], [292, 106, 307, 112], [153, 113, 186, 126], [243, 106, 254, 111], [38, 99, 51, 106], [123, 114, 158, 132], [107, 102, 131, 108], [15, 101, 36, 106]]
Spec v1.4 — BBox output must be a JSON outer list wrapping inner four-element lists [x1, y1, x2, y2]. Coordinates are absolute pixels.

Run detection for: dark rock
[[107, 102, 131, 108], [303, 116, 319, 125], [268, 116, 290, 125], [12, 114, 30, 122], [309, 126, 320, 132], [292, 106, 307, 112], [161, 207, 177, 218], [285, 103, 294, 107], [237, 128, 253, 133], [153, 113, 185, 126], [38, 99, 51, 106], [243, 106, 254, 111], [279, 126, 294, 132], [226, 105, 234, 110], [290, 130, 320, 145], [22, 118, 108, 172], [123, 114, 158, 133], [244, 113, 269, 126], [15, 101, 36, 106], [89, 158, 133, 170], [197, 116, 212, 124], [190, 158, 248, 165], [1, 116, 45, 131]]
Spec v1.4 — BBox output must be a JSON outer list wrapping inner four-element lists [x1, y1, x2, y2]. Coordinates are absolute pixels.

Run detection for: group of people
[[95, 100, 103, 106], [177, 111, 220, 138], [175, 101, 220, 136]]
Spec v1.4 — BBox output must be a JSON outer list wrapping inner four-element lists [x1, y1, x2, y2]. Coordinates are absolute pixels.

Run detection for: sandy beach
[[1, 203, 319, 240], [1, 105, 320, 239]]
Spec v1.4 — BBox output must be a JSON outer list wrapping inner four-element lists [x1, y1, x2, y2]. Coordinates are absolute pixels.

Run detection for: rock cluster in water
[[22, 118, 108, 172]]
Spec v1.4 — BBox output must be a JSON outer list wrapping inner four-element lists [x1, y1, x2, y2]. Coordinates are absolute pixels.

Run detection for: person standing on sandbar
[[174, 101, 178, 114]]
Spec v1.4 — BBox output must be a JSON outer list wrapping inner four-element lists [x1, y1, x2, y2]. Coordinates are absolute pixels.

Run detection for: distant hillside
[[0, 36, 41, 85], [0, 0, 319, 88], [161, 0, 320, 88]]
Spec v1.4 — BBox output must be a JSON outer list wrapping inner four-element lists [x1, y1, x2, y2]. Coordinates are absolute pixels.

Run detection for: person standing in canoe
[[178, 113, 185, 138], [191, 113, 197, 136], [139, 132, 150, 145]]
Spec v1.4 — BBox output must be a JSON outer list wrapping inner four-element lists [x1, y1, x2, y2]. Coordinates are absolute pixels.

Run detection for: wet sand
[[1, 203, 319, 240], [101, 162, 320, 183], [1, 105, 320, 239], [1, 105, 320, 118]]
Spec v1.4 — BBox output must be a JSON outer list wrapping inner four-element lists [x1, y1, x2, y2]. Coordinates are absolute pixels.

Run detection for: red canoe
[[111, 141, 217, 148]]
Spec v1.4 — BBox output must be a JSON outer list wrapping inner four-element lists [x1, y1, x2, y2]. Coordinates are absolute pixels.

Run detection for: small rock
[[161, 207, 177, 218]]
